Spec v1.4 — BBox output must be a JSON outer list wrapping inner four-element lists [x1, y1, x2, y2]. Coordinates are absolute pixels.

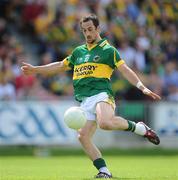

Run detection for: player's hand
[[21, 62, 36, 75], [142, 88, 161, 100]]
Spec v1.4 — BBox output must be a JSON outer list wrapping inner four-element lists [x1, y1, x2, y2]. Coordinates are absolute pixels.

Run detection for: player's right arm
[[21, 60, 71, 76]]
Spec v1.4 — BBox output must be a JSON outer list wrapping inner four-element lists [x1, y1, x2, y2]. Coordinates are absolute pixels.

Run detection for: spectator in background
[[126, 0, 140, 22], [163, 61, 178, 101], [118, 40, 136, 68], [34, 5, 54, 36], [0, 58, 16, 100], [21, 0, 46, 36], [0, 76, 16, 101], [0, 18, 8, 42], [166, 43, 178, 62], [134, 41, 146, 72], [136, 27, 150, 52]]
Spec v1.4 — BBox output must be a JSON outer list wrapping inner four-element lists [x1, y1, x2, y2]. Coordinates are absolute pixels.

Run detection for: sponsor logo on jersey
[[74, 65, 97, 76], [73, 63, 113, 80]]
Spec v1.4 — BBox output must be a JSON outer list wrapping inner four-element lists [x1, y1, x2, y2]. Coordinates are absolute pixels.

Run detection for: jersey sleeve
[[110, 47, 125, 69], [63, 49, 77, 69]]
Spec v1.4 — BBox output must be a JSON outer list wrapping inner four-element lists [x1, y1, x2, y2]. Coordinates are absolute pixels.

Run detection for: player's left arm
[[118, 63, 161, 100]]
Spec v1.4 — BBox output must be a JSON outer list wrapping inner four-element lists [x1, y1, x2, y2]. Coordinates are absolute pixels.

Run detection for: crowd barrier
[[0, 101, 178, 148]]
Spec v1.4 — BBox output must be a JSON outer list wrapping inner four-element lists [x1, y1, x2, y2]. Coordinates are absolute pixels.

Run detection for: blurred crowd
[[0, 0, 177, 101]]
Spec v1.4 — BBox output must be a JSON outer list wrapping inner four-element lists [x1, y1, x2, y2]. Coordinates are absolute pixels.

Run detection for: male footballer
[[21, 14, 161, 178]]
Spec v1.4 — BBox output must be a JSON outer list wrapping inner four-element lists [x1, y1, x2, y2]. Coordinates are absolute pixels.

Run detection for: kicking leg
[[96, 102, 160, 145]]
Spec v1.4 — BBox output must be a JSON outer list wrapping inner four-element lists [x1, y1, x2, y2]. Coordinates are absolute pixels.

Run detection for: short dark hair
[[80, 14, 99, 28]]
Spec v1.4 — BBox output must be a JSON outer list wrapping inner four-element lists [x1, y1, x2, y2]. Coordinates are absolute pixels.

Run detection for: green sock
[[125, 120, 136, 132], [93, 158, 106, 170]]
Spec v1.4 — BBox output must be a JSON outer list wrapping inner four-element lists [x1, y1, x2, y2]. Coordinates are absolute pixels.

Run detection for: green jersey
[[63, 38, 125, 102]]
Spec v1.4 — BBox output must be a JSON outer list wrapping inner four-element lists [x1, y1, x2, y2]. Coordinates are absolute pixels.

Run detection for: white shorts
[[80, 92, 115, 121]]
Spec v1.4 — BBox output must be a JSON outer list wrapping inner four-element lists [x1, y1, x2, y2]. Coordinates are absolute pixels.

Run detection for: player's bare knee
[[98, 121, 110, 130], [78, 131, 90, 143], [97, 115, 111, 130]]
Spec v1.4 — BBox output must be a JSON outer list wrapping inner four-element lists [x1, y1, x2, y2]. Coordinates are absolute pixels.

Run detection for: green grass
[[0, 154, 178, 180]]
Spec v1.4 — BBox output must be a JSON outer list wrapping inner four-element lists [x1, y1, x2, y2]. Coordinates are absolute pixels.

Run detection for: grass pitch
[[0, 152, 178, 180]]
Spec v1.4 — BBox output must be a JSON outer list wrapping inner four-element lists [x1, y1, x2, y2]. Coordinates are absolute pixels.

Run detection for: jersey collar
[[86, 38, 108, 51]]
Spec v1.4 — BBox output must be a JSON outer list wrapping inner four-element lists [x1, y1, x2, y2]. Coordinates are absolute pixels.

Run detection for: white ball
[[64, 106, 86, 130]]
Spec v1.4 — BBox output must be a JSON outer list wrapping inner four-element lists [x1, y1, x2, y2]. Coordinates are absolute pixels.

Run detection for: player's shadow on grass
[[83, 177, 139, 180], [113, 178, 139, 180], [112, 178, 139, 180], [82, 178, 119, 180]]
